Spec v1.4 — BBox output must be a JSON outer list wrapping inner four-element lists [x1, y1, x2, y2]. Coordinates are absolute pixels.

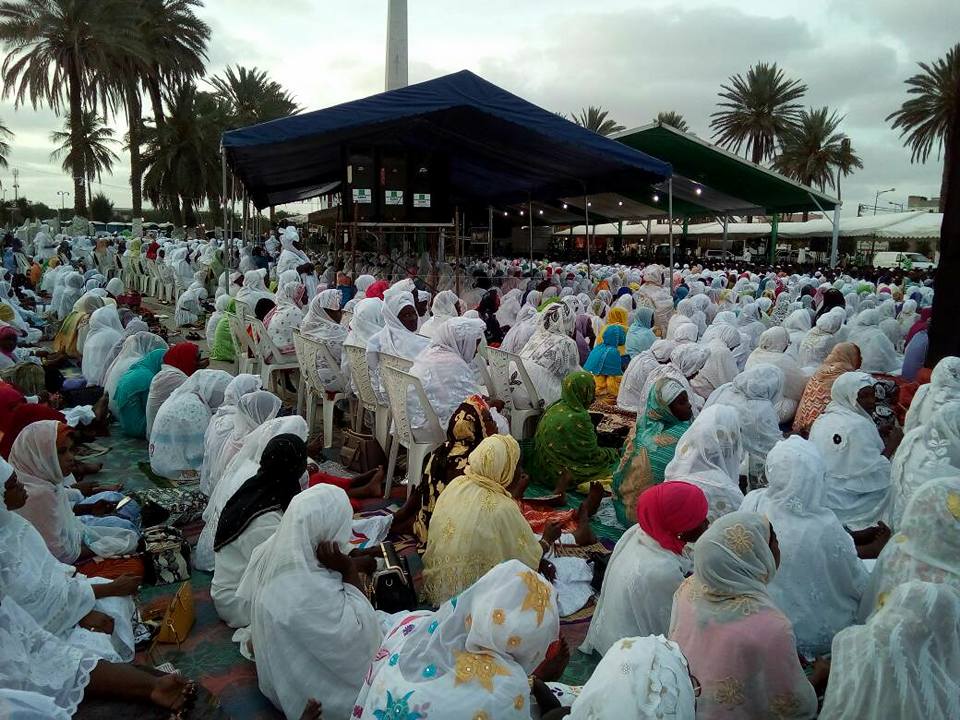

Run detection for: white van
[[873, 251, 936, 270]]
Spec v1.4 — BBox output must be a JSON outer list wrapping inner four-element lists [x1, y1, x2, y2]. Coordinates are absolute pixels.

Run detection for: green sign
[[352, 188, 371, 204], [413, 193, 431, 208], [385, 190, 404, 206]]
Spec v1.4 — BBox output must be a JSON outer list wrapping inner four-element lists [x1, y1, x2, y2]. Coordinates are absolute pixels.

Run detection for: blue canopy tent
[[221, 70, 671, 210]]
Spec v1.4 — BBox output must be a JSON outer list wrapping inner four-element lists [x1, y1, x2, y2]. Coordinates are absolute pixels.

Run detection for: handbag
[[143, 581, 195, 650], [371, 542, 416, 614], [339, 428, 386, 474], [142, 526, 191, 586], [133, 487, 207, 527]]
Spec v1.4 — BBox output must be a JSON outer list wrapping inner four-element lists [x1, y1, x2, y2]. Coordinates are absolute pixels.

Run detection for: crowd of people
[[1, 221, 958, 720]]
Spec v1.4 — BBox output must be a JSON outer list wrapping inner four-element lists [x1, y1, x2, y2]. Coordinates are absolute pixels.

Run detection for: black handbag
[[142, 526, 192, 586], [371, 542, 416, 613]]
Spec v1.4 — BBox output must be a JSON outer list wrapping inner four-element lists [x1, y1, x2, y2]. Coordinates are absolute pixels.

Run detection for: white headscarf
[[808, 371, 892, 529], [103, 332, 168, 415], [741, 436, 868, 657], [199, 375, 269, 496], [419, 289, 461, 339], [664, 404, 744, 520], [617, 339, 675, 412], [376, 287, 429, 360], [344, 297, 385, 348], [570, 636, 695, 719], [80, 306, 124, 386], [237, 485, 381, 719], [822, 581, 960, 720], [904, 356, 960, 433], [798, 307, 844, 368]]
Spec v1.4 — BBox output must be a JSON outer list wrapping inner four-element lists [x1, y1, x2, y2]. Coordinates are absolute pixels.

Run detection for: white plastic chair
[[340, 309, 353, 328], [292, 331, 350, 449], [484, 346, 544, 439], [227, 313, 260, 375], [247, 317, 300, 396], [380, 365, 444, 498], [377, 351, 413, 372], [343, 344, 390, 452]]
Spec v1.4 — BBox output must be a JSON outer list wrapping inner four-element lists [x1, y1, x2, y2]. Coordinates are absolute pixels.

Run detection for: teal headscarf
[[584, 325, 627, 376], [113, 347, 166, 438], [626, 307, 656, 356]]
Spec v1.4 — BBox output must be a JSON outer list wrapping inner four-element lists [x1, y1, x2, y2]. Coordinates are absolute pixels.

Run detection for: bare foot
[[573, 503, 597, 546], [585, 481, 604, 516], [353, 466, 384, 499], [149, 673, 194, 713], [533, 637, 570, 682], [552, 468, 572, 500], [299, 699, 323, 720], [510, 471, 530, 501]]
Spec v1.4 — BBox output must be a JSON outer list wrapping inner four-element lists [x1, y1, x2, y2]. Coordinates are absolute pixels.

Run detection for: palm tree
[[656, 111, 689, 133], [571, 106, 625, 136], [710, 62, 807, 164], [0, 0, 146, 217], [141, 82, 228, 226], [208, 65, 300, 128], [773, 107, 862, 219], [115, 0, 209, 219], [0, 118, 12, 168], [887, 43, 960, 212], [50, 110, 120, 208]]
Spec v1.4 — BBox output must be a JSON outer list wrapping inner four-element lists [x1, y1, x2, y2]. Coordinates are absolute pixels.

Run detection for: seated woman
[[792, 342, 861, 435], [821, 581, 960, 720], [212, 434, 307, 629], [79, 306, 124, 387], [664, 404, 744, 521], [144, 342, 202, 438], [584, 323, 627, 402], [612, 378, 693, 525], [366, 285, 429, 405], [112, 348, 165, 438], [354, 559, 559, 720], [809, 371, 894, 529], [625, 306, 656, 357], [888, 401, 960, 529], [595, 305, 629, 346], [209, 298, 237, 362], [10, 421, 138, 564], [0, 596, 195, 719], [704, 364, 784, 485], [858, 476, 960, 620], [798, 307, 845, 369], [741, 437, 869, 658], [617, 339, 675, 412], [639, 343, 709, 417], [548, 635, 697, 719], [237, 484, 383, 719], [669, 512, 822, 720], [904, 355, 960, 433], [422, 434, 548, 605], [408, 316, 495, 436], [526, 371, 620, 494], [173, 285, 206, 328], [691, 324, 740, 401], [746, 326, 810, 423], [848, 308, 901, 373], [419, 288, 460, 338], [205, 294, 229, 349], [103, 331, 167, 416], [582, 482, 708, 656], [514, 302, 580, 406], [299, 288, 348, 393], [263, 276, 306, 357], [196, 415, 309, 572], [149, 368, 231, 480], [1, 457, 140, 664]]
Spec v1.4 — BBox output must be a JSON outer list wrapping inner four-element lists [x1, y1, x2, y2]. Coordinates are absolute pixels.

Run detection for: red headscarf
[[0, 402, 66, 458], [163, 342, 199, 376], [365, 280, 390, 300], [636, 482, 709, 555], [904, 307, 932, 346]]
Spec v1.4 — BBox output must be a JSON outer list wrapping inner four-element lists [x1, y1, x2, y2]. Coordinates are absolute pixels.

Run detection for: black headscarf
[[213, 433, 307, 551], [815, 288, 846, 322]]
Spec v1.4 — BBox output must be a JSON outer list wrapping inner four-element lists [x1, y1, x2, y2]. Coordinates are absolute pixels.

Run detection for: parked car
[[873, 251, 936, 271], [702, 249, 737, 262]]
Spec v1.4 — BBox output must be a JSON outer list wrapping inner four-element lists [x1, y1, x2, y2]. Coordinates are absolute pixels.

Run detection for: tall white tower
[[385, 0, 408, 91]]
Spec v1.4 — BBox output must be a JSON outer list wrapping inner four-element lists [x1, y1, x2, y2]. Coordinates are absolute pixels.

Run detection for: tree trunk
[[147, 74, 165, 129], [68, 68, 88, 217], [928, 109, 960, 364], [169, 193, 182, 227], [126, 83, 143, 218], [183, 198, 196, 229], [940, 131, 951, 213]]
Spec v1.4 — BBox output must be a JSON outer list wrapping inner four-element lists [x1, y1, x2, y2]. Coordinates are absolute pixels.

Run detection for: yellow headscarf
[[464, 434, 521, 489], [595, 306, 630, 349]]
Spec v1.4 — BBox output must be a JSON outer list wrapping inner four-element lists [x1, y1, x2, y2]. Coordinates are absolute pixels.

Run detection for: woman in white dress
[[690, 323, 740, 401], [300, 288, 348, 392], [365, 284, 430, 404], [888, 400, 960, 529], [1, 457, 138, 663], [581, 482, 709, 656], [148, 369, 231, 480], [664, 404, 744, 520], [798, 307, 844, 368], [263, 276, 305, 356], [515, 302, 580, 406], [199, 375, 269, 495], [746, 326, 811, 423], [617, 339, 675, 412], [808, 371, 892, 529], [904, 355, 960, 433], [211, 433, 308, 629], [741, 436, 868, 657], [239, 484, 383, 719], [418, 288, 460, 339], [80, 306, 124, 386]]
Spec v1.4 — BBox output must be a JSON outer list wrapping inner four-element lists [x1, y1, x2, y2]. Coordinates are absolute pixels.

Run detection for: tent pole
[[722, 215, 728, 253], [583, 191, 591, 278], [528, 196, 533, 264], [830, 205, 840, 268], [769, 213, 779, 264], [488, 205, 493, 267], [668, 178, 674, 287], [455, 206, 461, 295], [229, 176, 235, 245], [220, 148, 228, 287]]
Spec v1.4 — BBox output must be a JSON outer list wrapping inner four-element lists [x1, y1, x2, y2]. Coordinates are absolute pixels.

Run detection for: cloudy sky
[[0, 0, 954, 216]]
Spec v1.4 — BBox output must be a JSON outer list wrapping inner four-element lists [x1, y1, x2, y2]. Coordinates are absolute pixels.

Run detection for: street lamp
[[57, 190, 70, 223], [873, 187, 894, 215]]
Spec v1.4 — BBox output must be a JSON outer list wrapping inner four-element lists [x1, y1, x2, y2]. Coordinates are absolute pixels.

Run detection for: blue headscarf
[[584, 324, 627, 376], [625, 306, 656, 356]]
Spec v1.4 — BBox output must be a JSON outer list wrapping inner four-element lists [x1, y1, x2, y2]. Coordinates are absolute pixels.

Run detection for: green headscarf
[[526, 370, 619, 487], [210, 298, 236, 361], [113, 347, 166, 438], [611, 377, 691, 525]]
